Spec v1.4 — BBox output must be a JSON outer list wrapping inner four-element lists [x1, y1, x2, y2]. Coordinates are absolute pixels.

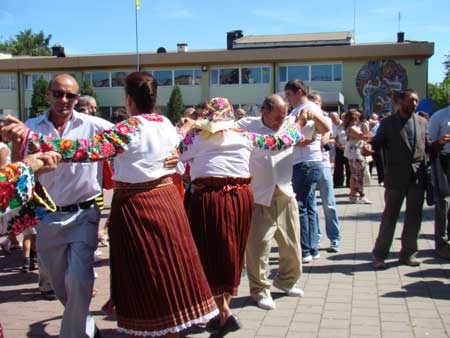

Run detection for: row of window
[[0, 75, 17, 91], [279, 64, 342, 82], [210, 67, 271, 85], [3, 63, 343, 92], [84, 69, 203, 88]]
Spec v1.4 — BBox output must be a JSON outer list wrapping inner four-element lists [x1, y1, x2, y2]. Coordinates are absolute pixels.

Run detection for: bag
[[102, 160, 114, 190]]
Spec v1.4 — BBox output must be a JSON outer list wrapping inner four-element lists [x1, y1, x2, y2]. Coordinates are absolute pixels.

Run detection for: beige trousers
[[246, 192, 302, 299]]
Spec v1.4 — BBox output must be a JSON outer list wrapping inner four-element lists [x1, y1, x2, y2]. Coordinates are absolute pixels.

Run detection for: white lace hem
[[116, 308, 219, 337]]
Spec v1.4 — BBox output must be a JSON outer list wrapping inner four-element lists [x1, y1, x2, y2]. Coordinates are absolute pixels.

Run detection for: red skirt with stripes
[[109, 179, 218, 336], [188, 176, 254, 296]]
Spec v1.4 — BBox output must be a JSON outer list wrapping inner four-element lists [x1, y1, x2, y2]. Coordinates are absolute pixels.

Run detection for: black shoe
[[205, 316, 221, 332], [209, 315, 241, 338], [29, 250, 38, 271], [41, 290, 57, 301], [94, 326, 102, 338], [21, 258, 30, 273]]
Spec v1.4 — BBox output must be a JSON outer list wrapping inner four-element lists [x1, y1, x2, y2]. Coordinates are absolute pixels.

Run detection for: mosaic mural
[[355, 60, 408, 115]]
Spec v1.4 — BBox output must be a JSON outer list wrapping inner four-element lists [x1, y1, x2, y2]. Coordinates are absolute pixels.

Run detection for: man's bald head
[[261, 94, 288, 131], [329, 112, 340, 125], [46, 73, 80, 118], [48, 74, 79, 93]]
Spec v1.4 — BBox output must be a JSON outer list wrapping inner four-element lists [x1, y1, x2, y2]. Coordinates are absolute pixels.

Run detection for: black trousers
[[369, 151, 384, 184], [333, 147, 350, 187]]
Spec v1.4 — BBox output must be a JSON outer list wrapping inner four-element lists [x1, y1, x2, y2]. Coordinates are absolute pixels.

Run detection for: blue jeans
[[317, 167, 341, 244], [292, 161, 323, 257]]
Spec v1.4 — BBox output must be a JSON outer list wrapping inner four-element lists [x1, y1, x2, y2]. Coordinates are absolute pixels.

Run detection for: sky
[[0, 0, 449, 83]]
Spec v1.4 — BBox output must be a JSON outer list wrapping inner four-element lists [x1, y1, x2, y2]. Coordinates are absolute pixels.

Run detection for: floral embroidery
[[236, 125, 303, 151], [26, 116, 147, 162], [0, 162, 55, 236], [140, 114, 164, 123]]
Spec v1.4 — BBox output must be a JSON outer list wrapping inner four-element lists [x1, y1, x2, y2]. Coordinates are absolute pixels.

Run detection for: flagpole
[[135, 1, 140, 71]]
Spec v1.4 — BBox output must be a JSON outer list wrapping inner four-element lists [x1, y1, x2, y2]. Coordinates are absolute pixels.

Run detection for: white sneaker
[[94, 250, 103, 262], [255, 295, 276, 310], [273, 281, 305, 297], [356, 197, 373, 204], [302, 255, 312, 263], [312, 253, 320, 260]]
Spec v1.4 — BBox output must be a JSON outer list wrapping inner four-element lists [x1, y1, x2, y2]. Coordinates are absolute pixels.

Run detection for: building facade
[[0, 31, 433, 120]]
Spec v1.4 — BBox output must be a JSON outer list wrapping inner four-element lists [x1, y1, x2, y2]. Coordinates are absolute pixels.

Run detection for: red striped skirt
[[188, 176, 254, 296], [109, 178, 218, 336]]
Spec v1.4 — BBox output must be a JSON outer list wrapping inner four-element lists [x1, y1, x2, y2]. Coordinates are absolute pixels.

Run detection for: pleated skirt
[[188, 176, 254, 296], [109, 180, 218, 336]]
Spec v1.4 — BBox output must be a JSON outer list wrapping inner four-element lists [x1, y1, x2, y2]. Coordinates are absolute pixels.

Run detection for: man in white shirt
[[330, 112, 350, 188], [237, 94, 304, 310], [428, 89, 450, 260], [26, 74, 113, 338], [284, 80, 329, 263]]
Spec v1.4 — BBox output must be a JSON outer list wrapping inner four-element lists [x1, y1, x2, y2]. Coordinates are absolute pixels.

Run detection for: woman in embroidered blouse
[[178, 97, 305, 337], [4, 72, 218, 338], [4, 95, 306, 337]]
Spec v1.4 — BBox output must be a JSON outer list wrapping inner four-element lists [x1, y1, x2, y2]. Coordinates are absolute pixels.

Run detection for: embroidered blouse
[[0, 162, 55, 236], [24, 114, 179, 183], [179, 124, 303, 180]]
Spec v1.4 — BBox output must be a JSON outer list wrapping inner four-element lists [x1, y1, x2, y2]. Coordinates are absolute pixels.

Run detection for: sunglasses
[[51, 90, 78, 100]]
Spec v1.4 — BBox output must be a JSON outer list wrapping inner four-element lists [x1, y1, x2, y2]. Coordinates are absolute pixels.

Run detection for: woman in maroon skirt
[[11, 72, 218, 337], [180, 97, 304, 337]]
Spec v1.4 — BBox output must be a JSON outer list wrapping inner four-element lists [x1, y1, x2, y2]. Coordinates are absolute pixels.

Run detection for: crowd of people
[[1, 73, 450, 338]]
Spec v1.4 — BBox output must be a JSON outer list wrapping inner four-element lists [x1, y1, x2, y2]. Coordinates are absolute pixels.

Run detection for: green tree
[[30, 76, 50, 118], [166, 86, 184, 124], [0, 29, 52, 56], [428, 77, 450, 112], [79, 80, 98, 102], [444, 53, 450, 79]]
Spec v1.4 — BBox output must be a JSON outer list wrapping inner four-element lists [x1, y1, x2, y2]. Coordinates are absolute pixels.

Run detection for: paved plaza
[[1, 182, 449, 338]]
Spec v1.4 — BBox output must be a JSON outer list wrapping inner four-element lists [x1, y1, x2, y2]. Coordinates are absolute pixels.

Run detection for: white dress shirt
[[289, 101, 323, 164], [428, 106, 450, 153], [26, 111, 113, 206], [238, 116, 296, 207]]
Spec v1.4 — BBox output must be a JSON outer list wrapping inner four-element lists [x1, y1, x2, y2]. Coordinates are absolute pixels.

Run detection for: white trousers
[[36, 206, 100, 338]]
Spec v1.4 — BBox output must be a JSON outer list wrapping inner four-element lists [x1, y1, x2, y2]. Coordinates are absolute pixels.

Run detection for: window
[[288, 66, 309, 82], [154, 70, 172, 86], [25, 73, 51, 90], [92, 72, 110, 87], [0, 75, 15, 90], [211, 69, 219, 85], [333, 64, 342, 81], [311, 64, 332, 81], [219, 68, 239, 85], [241, 67, 270, 84], [111, 71, 128, 87], [174, 69, 202, 86], [279, 67, 287, 82]]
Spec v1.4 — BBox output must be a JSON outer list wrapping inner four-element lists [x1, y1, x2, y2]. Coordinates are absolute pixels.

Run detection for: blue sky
[[0, 0, 449, 83]]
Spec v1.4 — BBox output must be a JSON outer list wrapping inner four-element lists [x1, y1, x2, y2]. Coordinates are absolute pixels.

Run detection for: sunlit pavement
[[1, 181, 449, 338]]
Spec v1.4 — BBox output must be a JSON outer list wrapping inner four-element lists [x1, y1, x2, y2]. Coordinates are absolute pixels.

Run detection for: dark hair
[[397, 89, 419, 102], [284, 80, 308, 96], [261, 94, 285, 114], [125, 72, 157, 113]]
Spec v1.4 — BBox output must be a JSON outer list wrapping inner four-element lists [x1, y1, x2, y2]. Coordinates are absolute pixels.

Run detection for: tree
[[79, 80, 98, 102], [0, 29, 52, 56], [444, 53, 450, 79], [166, 86, 184, 124], [428, 77, 450, 112], [30, 76, 50, 118]]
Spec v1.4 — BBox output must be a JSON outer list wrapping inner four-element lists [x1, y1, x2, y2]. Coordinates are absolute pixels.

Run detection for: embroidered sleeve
[[0, 162, 34, 215], [178, 130, 198, 156], [25, 117, 142, 162], [238, 125, 304, 151]]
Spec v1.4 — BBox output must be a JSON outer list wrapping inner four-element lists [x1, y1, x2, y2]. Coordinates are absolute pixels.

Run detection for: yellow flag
[[136, 0, 140, 9]]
